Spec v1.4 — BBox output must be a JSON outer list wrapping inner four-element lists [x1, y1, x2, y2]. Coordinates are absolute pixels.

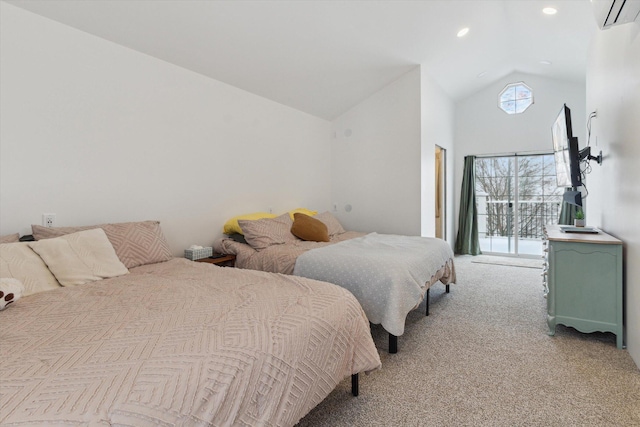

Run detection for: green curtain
[[455, 156, 481, 255], [558, 188, 578, 225]]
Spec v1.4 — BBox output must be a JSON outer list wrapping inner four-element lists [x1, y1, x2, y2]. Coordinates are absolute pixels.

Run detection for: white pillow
[[29, 228, 129, 286], [0, 242, 61, 296], [0, 278, 24, 310]]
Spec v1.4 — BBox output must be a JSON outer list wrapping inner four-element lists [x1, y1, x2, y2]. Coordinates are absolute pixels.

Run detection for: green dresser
[[543, 225, 624, 349]]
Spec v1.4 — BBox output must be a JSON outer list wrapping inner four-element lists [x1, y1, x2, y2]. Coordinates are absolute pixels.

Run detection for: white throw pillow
[[29, 228, 129, 286], [0, 242, 61, 296], [0, 278, 24, 310]]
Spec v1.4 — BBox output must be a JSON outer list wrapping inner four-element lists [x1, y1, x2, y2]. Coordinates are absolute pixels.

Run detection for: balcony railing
[[478, 200, 561, 239]]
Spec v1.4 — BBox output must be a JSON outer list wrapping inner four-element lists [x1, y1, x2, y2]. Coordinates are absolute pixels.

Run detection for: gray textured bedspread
[[293, 233, 456, 336]]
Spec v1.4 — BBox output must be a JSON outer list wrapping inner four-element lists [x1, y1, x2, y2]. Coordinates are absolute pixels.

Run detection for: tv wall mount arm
[[579, 146, 603, 165]]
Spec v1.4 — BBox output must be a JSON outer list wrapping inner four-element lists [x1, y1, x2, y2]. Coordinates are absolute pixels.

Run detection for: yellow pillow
[[223, 212, 277, 235], [288, 208, 318, 220]]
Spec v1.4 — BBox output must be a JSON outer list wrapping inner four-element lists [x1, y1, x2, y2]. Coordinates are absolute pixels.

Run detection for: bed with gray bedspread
[[294, 232, 455, 337], [216, 230, 456, 353]]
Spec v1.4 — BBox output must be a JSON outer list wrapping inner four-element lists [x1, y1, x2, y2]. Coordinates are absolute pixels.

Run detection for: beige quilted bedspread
[[215, 231, 366, 275], [0, 258, 381, 426]]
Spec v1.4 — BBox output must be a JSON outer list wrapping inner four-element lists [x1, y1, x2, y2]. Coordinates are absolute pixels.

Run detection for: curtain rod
[[471, 150, 552, 159]]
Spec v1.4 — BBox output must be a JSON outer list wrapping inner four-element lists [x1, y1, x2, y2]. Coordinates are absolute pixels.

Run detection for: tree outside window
[[475, 155, 563, 242]]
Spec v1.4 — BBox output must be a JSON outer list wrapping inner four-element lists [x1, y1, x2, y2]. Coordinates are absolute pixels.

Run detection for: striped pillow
[[32, 221, 172, 269], [0, 233, 20, 244]]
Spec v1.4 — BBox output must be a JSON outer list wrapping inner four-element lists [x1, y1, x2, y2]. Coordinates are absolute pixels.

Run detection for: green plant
[[575, 209, 585, 220]]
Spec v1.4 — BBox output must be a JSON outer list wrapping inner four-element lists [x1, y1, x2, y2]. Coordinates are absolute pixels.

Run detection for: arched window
[[499, 82, 533, 115]]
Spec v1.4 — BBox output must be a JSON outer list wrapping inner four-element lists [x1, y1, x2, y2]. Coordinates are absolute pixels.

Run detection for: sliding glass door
[[475, 154, 562, 256]]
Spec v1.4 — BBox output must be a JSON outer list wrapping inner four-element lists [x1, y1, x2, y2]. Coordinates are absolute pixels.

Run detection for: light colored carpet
[[296, 255, 640, 427], [471, 254, 542, 269]]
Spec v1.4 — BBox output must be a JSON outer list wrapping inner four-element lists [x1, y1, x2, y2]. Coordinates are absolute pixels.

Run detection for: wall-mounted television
[[551, 104, 604, 208], [552, 104, 582, 189]]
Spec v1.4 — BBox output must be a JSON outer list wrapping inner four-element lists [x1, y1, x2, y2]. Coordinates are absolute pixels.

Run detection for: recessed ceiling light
[[543, 7, 557, 15], [540, 60, 552, 65], [457, 27, 469, 38]]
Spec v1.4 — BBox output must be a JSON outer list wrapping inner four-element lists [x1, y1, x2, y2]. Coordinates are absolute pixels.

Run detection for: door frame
[[435, 146, 446, 240]]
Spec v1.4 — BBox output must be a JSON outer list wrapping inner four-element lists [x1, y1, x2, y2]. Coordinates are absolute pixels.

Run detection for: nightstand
[[195, 254, 236, 267]]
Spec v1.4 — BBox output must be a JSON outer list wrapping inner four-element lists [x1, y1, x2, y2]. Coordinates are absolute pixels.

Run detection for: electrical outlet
[[42, 213, 56, 228]]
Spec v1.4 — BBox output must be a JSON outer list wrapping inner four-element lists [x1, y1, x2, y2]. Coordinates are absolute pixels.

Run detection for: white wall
[[330, 67, 422, 235], [454, 72, 586, 232], [586, 22, 640, 367], [0, 3, 332, 254], [421, 68, 455, 242]]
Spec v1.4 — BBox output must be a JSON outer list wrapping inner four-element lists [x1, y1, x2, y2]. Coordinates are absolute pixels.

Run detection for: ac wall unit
[[592, 0, 640, 29]]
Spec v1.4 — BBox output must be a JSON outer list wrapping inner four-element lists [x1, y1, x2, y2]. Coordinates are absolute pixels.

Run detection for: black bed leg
[[389, 333, 398, 354], [425, 288, 430, 316], [351, 373, 359, 396], [446, 284, 450, 293]]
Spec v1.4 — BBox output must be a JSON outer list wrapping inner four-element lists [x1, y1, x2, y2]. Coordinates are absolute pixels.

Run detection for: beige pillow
[[0, 233, 20, 244], [29, 228, 129, 286], [291, 213, 330, 242], [0, 242, 62, 296], [239, 213, 297, 250], [314, 211, 346, 236], [223, 212, 277, 235], [32, 220, 172, 268]]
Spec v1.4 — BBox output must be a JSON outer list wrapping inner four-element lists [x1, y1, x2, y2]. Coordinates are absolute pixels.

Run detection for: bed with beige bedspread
[[0, 222, 381, 426]]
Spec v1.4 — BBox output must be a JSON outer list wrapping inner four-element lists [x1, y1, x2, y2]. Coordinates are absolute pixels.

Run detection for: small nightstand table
[[195, 254, 236, 267]]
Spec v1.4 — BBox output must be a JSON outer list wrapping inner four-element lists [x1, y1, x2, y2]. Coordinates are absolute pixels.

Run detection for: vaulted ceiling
[[6, 0, 597, 120]]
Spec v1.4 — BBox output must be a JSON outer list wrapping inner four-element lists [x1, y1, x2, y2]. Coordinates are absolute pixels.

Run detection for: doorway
[[435, 146, 446, 240], [475, 154, 562, 256]]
